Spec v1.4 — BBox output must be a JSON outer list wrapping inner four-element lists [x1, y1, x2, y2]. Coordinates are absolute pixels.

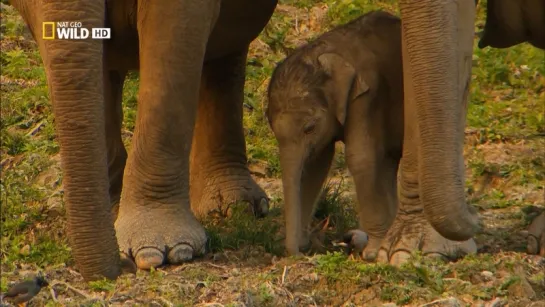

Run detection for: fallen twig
[[49, 287, 60, 304], [157, 297, 174, 307], [299, 294, 318, 306], [268, 281, 294, 301], [67, 268, 82, 277], [25, 120, 45, 136], [51, 281, 92, 299], [442, 278, 471, 285], [281, 266, 288, 285], [203, 262, 230, 271]]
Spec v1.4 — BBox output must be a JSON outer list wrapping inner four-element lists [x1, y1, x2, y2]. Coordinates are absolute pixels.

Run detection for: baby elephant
[[266, 10, 404, 255]]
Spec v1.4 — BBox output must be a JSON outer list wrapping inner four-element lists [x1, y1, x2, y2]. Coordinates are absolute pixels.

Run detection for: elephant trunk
[[399, 0, 480, 241], [280, 147, 306, 255], [38, 2, 121, 280]]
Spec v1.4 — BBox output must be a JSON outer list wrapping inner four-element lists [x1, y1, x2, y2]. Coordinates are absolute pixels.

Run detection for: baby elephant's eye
[[303, 122, 316, 134]]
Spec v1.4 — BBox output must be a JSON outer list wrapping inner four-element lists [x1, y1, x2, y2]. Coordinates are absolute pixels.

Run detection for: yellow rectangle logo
[[42, 22, 55, 39]]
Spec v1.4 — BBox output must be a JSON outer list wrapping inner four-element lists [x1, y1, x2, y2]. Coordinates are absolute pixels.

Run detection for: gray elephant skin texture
[[266, 11, 404, 256], [8, 0, 278, 281]]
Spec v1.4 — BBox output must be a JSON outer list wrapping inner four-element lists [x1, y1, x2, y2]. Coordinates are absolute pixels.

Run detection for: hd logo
[[42, 22, 111, 40]]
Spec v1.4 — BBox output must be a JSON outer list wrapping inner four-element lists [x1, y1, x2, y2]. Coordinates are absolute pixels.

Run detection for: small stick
[[204, 263, 230, 271], [26, 120, 45, 136], [281, 266, 288, 285], [49, 287, 59, 303], [157, 297, 174, 307], [52, 281, 92, 299]]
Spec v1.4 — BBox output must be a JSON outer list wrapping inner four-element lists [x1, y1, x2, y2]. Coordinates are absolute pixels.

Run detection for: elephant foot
[[375, 210, 477, 265], [527, 211, 545, 256], [190, 170, 269, 219], [114, 204, 207, 270]]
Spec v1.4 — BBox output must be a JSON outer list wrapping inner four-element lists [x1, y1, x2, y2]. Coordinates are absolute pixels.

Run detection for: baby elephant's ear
[[318, 53, 370, 125]]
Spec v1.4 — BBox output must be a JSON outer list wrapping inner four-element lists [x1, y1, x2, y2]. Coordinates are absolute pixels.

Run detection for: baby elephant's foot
[[377, 211, 477, 265], [191, 172, 269, 219], [115, 205, 207, 270], [527, 211, 545, 256]]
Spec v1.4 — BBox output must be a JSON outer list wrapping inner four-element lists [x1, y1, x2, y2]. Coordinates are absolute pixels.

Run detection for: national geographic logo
[[42, 22, 56, 39], [42, 21, 110, 40]]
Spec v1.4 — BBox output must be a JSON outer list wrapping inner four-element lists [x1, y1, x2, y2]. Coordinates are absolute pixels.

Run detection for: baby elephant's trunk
[[279, 147, 306, 255]]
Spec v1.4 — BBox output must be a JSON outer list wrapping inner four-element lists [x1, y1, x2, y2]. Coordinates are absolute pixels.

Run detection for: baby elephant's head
[[266, 50, 369, 163]]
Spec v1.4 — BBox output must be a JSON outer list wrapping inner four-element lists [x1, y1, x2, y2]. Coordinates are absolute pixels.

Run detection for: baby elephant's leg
[[344, 102, 400, 260], [346, 150, 399, 260]]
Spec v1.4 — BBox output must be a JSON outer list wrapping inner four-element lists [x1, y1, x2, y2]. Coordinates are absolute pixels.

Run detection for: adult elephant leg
[[23, 1, 121, 280], [189, 47, 269, 218], [377, 110, 477, 264], [115, 0, 219, 269], [104, 70, 127, 223], [377, 0, 479, 265]]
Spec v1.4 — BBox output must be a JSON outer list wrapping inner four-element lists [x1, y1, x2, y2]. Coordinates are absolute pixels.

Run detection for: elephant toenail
[[390, 251, 411, 266], [256, 198, 269, 218], [167, 243, 194, 264], [376, 249, 389, 263], [135, 247, 165, 269]]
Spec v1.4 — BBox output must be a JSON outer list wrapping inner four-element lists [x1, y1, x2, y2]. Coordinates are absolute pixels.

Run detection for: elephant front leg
[[114, 1, 219, 270], [376, 0, 480, 266], [376, 78, 478, 265], [34, 1, 121, 280], [189, 47, 269, 219]]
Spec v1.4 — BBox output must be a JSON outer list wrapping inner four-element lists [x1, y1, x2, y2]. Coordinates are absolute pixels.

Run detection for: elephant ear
[[317, 52, 370, 125]]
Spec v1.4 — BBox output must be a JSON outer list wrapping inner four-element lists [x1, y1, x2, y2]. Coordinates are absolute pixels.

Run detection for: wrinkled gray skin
[[267, 11, 404, 256], [8, 0, 276, 281]]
